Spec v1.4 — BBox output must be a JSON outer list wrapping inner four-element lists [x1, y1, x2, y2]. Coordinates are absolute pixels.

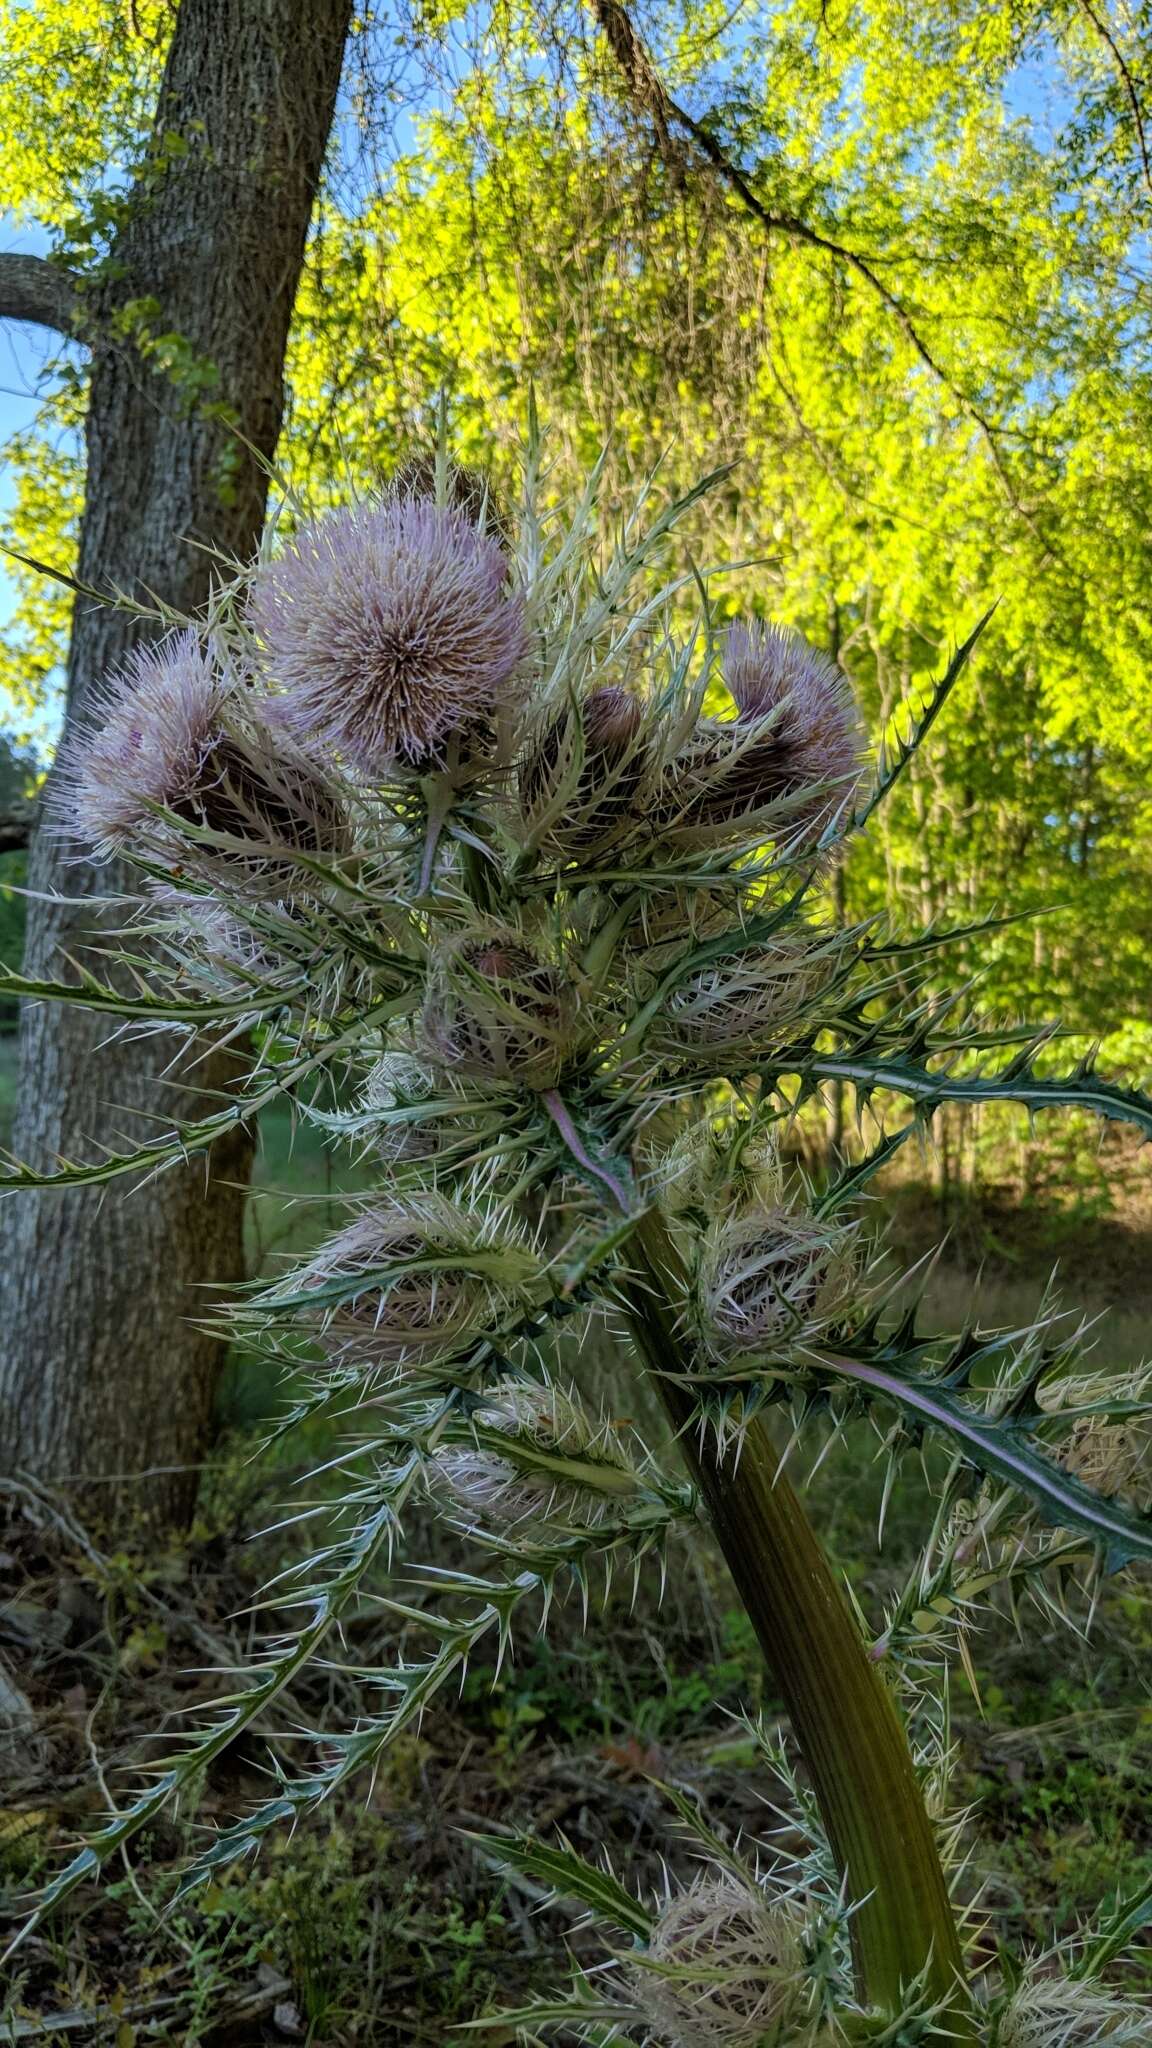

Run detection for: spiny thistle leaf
[[816, 1121, 923, 1213], [852, 607, 995, 831], [0, 1098, 259, 1191], [1, 1472, 417, 1961], [465, 1830, 655, 1940], [819, 1350, 1152, 1570], [0, 963, 304, 1021], [1073, 1871, 1152, 1981], [0, 992, 413, 1190], [790, 1047, 1152, 1142], [174, 1496, 689, 1896], [862, 904, 1052, 963], [457, 1985, 634, 2034]]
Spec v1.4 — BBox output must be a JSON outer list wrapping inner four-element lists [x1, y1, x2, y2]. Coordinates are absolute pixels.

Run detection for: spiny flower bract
[[434, 1374, 641, 1531], [658, 622, 865, 851], [388, 452, 510, 547], [636, 1874, 808, 2048], [520, 682, 648, 854], [421, 926, 581, 1090], [651, 934, 840, 1066], [995, 1966, 1151, 2046]]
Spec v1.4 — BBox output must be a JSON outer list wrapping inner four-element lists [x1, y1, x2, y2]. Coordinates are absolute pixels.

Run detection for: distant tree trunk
[[0, 0, 353, 1531]]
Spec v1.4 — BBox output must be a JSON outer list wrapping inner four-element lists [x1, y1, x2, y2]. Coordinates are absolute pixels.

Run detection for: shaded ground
[[2, 1086, 1151, 2040]]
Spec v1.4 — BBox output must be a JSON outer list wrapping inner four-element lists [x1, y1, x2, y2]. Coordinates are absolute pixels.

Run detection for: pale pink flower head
[[60, 628, 349, 877], [248, 498, 528, 774], [719, 620, 866, 840], [59, 630, 227, 857]]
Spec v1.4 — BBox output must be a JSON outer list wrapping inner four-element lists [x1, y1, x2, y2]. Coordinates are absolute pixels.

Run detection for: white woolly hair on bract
[[996, 1966, 1151, 2047], [264, 1192, 536, 1373], [635, 1873, 809, 2048], [434, 1375, 638, 1531], [698, 1205, 858, 1366]]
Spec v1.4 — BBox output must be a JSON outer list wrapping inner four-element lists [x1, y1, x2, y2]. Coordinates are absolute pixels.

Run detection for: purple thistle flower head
[[59, 627, 349, 878], [248, 498, 528, 775], [710, 620, 868, 843], [58, 630, 228, 858]]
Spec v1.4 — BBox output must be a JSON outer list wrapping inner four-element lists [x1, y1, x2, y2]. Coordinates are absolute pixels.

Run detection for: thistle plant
[[6, 428, 1152, 2043]]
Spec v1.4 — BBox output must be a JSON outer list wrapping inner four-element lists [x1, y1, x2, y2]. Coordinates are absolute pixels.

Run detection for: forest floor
[[2, 1069, 1152, 2042]]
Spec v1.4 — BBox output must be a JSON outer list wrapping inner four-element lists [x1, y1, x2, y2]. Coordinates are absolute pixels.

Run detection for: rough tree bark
[[0, 0, 353, 1530]]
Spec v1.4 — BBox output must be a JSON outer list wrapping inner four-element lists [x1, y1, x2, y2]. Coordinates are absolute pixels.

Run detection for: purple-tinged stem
[[539, 1088, 631, 1214]]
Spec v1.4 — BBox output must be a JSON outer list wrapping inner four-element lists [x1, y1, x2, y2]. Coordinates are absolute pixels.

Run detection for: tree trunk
[[0, 0, 353, 1531]]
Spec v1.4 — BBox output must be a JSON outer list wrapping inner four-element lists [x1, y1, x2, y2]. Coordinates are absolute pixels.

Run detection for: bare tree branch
[[0, 253, 81, 336], [587, 0, 1062, 563], [1076, 0, 1152, 205], [588, 0, 993, 421]]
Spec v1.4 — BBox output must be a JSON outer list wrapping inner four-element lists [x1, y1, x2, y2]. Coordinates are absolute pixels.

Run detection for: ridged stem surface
[[620, 1208, 975, 2034]]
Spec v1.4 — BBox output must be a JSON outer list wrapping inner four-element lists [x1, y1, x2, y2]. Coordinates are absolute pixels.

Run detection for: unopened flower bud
[[697, 1205, 857, 1366], [360, 1050, 449, 1164], [630, 884, 742, 955], [520, 684, 647, 853], [422, 928, 579, 1090], [652, 935, 838, 1067], [263, 1198, 536, 1373], [637, 1875, 807, 2048], [434, 1376, 639, 1530], [997, 1966, 1150, 2046], [152, 890, 276, 986], [1056, 1419, 1150, 1504], [1038, 1372, 1152, 1507], [388, 453, 511, 549], [659, 1120, 783, 1217]]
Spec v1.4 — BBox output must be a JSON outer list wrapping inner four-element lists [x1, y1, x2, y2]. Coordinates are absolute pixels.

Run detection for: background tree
[[3, 0, 1151, 1525], [0, 0, 353, 1527], [313, 0, 1148, 1048]]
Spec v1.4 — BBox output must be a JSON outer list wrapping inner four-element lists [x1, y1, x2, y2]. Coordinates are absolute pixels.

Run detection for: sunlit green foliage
[[2, 0, 1151, 1040]]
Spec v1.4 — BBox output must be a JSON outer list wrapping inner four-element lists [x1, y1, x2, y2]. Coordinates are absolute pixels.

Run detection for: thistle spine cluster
[[44, 437, 1152, 2044], [637, 1874, 810, 2048]]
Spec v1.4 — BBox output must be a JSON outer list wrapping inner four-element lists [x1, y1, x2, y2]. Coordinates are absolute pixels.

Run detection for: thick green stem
[[621, 1211, 975, 2037]]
